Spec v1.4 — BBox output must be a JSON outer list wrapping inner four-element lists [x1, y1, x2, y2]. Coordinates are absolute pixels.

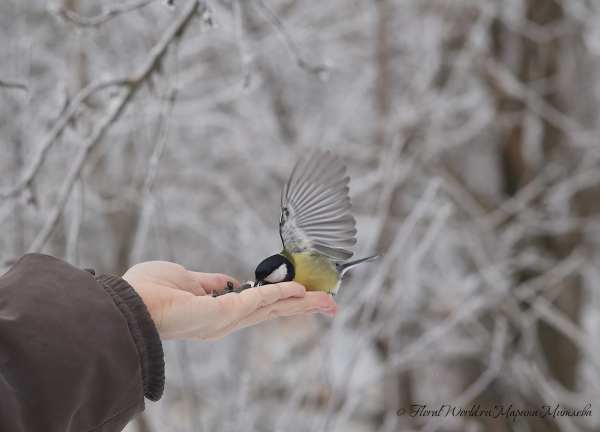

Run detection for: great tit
[[254, 150, 382, 295]]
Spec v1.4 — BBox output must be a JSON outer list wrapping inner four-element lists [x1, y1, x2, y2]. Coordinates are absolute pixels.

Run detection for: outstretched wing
[[279, 150, 357, 261]]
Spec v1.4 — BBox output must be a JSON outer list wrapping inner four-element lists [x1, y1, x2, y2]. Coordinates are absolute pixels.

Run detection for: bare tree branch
[[47, 0, 157, 28], [232, 0, 253, 88], [0, 77, 128, 199], [485, 59, 600, 156], [66, 178, 84, 265], [421, 316, 507, 432], [130, 89, 177, 263], [251, 0, 328, 77], [0, 1, 205, 200], [28, 87, 134, 253], [389, 294, 492, 371], [27, 0, 201, 252], [0, 78, 29, 92]]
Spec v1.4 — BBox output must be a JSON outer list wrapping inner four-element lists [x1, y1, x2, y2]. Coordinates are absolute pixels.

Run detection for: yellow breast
[[283, 251, 340, 293]]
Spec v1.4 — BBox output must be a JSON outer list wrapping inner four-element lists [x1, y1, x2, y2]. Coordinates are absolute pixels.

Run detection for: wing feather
[[279, 150, 357, 260]]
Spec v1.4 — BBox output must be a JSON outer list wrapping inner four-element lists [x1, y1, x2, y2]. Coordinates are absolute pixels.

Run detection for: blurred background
[[1, 0, 599, 430]]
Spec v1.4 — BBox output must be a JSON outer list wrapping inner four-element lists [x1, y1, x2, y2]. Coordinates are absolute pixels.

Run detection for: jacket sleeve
[[0, 253, 165, 432]]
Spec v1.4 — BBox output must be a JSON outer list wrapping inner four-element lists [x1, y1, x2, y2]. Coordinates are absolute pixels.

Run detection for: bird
[[254, 149, 382, 295]]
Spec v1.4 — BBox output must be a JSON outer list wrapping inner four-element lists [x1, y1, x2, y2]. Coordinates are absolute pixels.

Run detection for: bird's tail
[[337, 254, 383, 277]]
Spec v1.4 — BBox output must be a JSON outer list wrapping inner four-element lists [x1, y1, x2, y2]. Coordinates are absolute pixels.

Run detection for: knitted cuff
[[95, 274, 165, 402]]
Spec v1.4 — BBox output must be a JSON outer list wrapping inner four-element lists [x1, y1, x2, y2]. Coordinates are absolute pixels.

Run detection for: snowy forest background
[[1, 0, 600, 430]]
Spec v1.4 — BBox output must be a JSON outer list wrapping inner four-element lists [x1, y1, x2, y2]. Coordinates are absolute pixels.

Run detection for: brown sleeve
[[0, 253, 165, 432]]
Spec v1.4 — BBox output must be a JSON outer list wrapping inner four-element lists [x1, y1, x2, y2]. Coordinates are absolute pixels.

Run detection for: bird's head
[[255, 254, 295, 286]]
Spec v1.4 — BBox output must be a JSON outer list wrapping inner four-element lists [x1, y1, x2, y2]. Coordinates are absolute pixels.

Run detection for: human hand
[[122, 261, 338, 340]]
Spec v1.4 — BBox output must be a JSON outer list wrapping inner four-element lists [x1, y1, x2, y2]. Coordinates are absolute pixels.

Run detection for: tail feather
[[337, 254, 383, 277]]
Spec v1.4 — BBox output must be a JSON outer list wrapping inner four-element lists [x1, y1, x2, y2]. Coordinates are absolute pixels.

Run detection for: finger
[[217, 282, 306, 321], [178, 282, 307, 337], [171, 289, 333, 340], [218, 291, 337, 335], [187, 271, 240, 295]]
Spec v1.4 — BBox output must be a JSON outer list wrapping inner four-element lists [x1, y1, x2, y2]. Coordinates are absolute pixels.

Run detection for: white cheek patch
[[265, 263, 288, 283]]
